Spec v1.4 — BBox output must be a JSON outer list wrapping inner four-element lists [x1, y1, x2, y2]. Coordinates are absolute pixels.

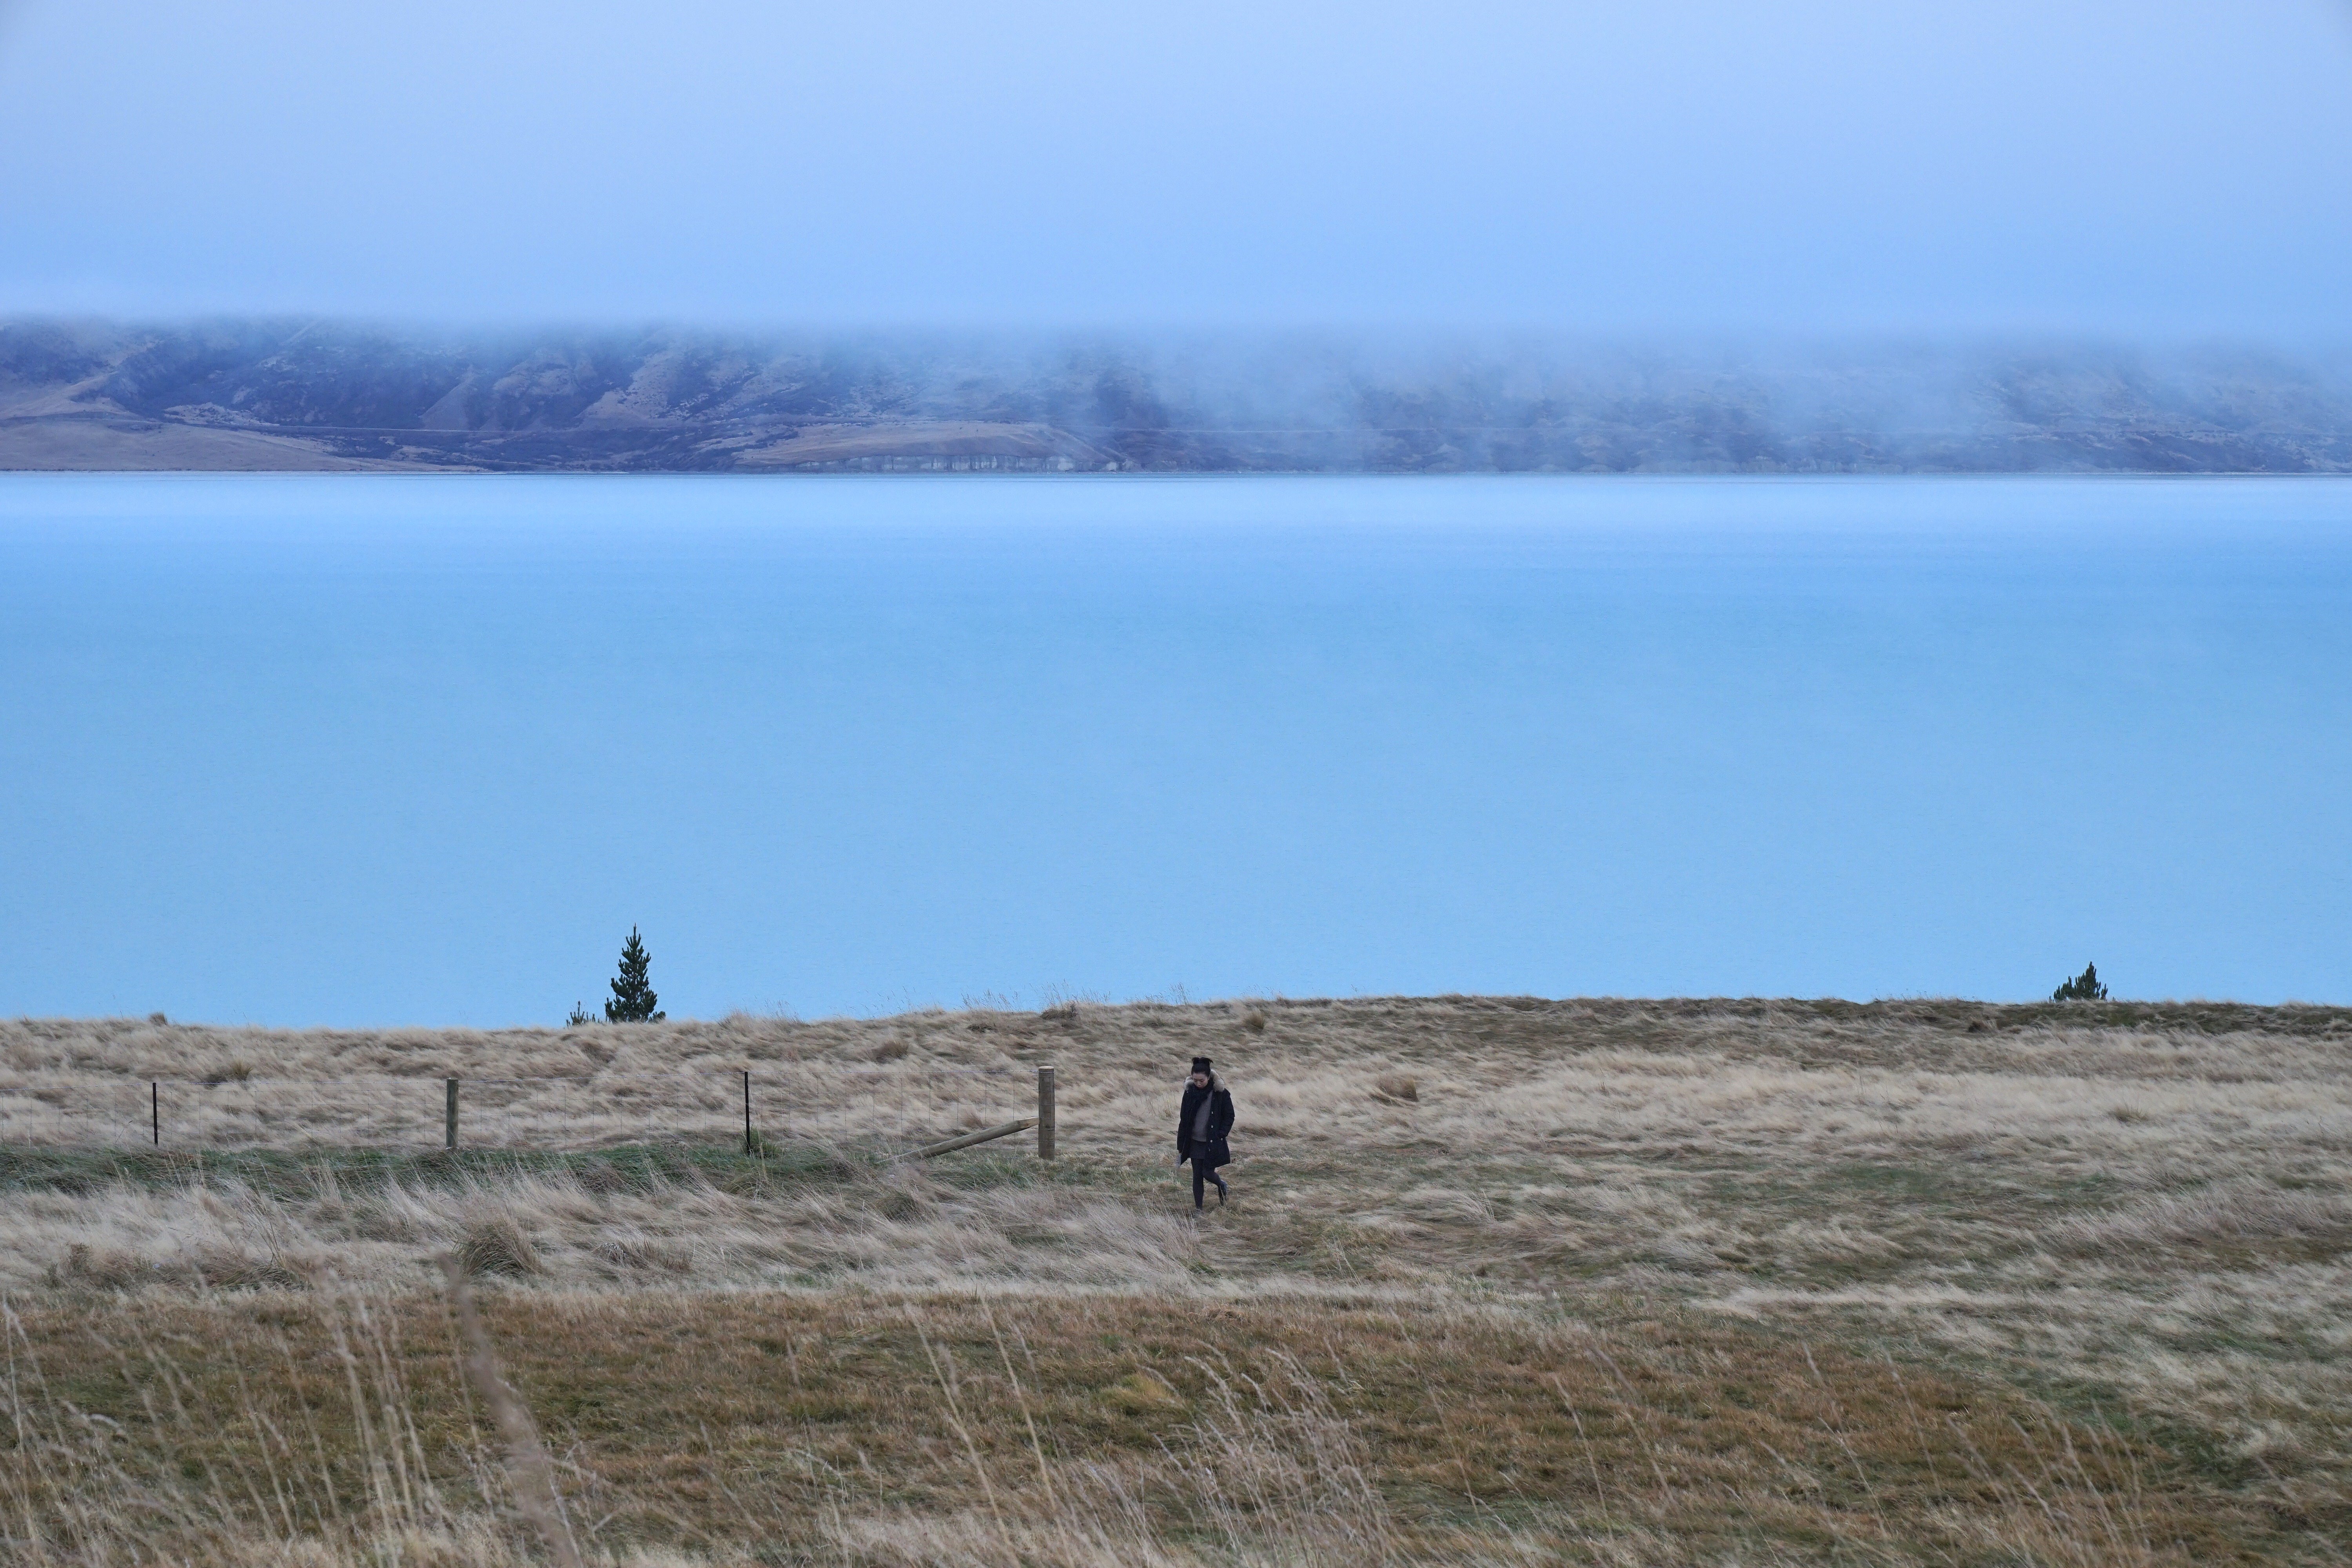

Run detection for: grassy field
[[3, 996, 2348, 1564]]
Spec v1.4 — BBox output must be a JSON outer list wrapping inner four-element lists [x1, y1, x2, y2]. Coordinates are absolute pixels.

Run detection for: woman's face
[[1190, 1071, 1209, 1088]]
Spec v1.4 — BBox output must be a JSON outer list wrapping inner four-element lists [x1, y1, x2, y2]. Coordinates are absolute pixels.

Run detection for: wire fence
[[0, 1063, 1055, 1158]]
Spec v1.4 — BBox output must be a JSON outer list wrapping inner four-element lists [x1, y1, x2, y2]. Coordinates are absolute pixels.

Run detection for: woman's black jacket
[[1176, 1082, 1234, 1170]]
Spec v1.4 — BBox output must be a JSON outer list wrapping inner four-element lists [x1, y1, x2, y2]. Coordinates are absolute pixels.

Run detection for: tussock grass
[[0, 1287, 2247, 1564], [3, 995, 2349, 1559]]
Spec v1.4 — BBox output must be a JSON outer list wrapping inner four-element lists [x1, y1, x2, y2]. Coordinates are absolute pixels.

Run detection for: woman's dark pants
[[1190, 1159, 1227, 1208]]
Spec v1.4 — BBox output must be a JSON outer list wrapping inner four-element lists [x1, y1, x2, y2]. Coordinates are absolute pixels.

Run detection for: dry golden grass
[[3, 995, 2349, 1562], [0, 1286, 2256, 1565]]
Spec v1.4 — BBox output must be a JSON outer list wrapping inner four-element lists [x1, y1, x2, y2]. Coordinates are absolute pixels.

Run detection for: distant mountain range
[[4, 318, 2350, 474]]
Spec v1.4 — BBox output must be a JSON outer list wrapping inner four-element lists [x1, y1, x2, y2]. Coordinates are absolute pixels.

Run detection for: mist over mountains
[[4, 318, 2350, 474]]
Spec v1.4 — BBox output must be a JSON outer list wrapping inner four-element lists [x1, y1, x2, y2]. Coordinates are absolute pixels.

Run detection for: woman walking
[[1176, 1056, 1233, 1210]]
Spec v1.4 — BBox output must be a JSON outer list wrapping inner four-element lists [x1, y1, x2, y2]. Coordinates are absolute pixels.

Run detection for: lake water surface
[[2, 473, 2346, 1024]]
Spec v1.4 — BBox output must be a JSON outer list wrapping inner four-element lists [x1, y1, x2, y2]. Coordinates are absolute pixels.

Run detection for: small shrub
[[1242, 1011, 1268, 1034], [2053, 962, 2110, 1002], [872, 1037, 911, 1062], [565, 1001, 599, 1027], [1373, 1074, 1418, 1102]]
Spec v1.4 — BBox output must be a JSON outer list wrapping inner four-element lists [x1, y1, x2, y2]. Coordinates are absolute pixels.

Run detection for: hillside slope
[[3, 995, 2347, 1561], [7, 319, 2352, 473]]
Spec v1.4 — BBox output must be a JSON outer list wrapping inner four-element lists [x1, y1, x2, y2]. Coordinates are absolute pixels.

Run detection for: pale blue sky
[[1, 0, 2348, 333]]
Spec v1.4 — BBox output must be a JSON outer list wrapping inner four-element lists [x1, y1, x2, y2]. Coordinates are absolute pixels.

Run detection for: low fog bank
[[5, 319, 2351, 474]]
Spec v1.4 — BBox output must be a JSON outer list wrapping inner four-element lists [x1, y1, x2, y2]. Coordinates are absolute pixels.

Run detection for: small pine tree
[[605, 926, 664, 1022], [2052, 961, 2109, 1002]]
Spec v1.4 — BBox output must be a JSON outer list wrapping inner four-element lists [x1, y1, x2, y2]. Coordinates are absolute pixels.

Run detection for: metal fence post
[[152, 1081, 159, 1147], [742, 1069, 753, 1155], [1037, 1065, 1055, 1161], [445, 1077, 459, 1150]]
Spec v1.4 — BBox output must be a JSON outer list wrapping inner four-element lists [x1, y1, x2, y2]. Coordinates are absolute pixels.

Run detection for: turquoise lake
[[1, 472, 2345, 1024]]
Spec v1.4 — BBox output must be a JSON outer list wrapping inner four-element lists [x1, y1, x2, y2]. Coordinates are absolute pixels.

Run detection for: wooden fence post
[[1037, 1065, 1055, 1161], [914, 1118, 1034, 1159], [445, 1077, 459, 1150]]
